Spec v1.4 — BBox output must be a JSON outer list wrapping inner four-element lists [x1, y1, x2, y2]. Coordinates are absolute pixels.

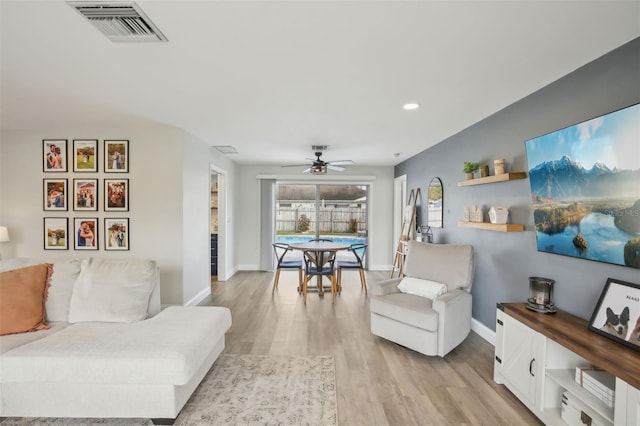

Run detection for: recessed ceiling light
[[403, 103, 420, 111]]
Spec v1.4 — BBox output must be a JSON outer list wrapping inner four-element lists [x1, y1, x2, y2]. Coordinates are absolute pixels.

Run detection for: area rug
[[0, 355, 338, 426]]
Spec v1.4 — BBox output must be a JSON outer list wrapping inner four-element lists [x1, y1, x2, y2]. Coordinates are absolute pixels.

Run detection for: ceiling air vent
[[311, 145, 328, 152], [68, 2, 167, 42]]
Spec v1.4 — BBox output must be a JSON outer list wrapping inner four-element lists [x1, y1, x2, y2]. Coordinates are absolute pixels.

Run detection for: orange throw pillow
[[0, 263, 52, 335]]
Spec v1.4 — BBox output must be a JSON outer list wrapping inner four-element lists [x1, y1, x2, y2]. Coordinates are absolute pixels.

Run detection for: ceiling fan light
[[311, 165, 327, 175]]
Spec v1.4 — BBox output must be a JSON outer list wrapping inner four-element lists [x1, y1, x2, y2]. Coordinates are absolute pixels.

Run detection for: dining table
[[288, 241, 351, 296]]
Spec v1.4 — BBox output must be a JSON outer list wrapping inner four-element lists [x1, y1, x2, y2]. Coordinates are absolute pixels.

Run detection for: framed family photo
[[73, 139, 98, 172], [43, 139, 67, 172], [104, 178, 129, 211], [105, 218, 129, 251], [43, 217, 68, 250], [73, 179, 98, 211], [104, 140, 128, 173], [73, 218, 98, 250], [588, 278, 640, 351], [43, 178, 68, 211]]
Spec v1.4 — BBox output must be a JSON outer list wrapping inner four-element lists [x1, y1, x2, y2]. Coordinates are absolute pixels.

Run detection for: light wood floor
[[201, 270, 542, 426]]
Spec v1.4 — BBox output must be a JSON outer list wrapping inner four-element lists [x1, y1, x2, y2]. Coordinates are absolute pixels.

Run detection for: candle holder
[[526, 276, 557, 314]]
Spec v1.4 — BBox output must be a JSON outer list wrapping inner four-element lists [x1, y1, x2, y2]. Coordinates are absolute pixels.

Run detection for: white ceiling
[[2, 1, 639, 167]]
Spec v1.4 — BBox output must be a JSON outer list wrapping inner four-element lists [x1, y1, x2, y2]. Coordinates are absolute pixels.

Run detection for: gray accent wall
[[395, 38, 640, 330]]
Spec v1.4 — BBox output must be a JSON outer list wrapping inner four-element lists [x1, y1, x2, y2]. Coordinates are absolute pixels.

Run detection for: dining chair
[[272, 243, 303, 294], [301, 249, 338, 304], [337, 243, 367, 294], [305, 238, 333, 275]]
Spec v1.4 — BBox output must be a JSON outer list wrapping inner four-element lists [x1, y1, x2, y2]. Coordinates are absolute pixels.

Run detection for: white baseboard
[[185, 286, 211, 306], [220, 265, 239, 281], [237, 264, 259, 271], [369, 264, 394, 271], [472, 317, 495, 346]]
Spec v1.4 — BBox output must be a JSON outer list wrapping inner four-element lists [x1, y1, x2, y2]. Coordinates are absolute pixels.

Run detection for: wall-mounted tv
[[525, 103, 640, 269]]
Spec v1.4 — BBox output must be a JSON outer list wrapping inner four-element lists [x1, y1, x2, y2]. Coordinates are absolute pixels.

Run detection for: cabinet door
[[498, 312, 540, 406]]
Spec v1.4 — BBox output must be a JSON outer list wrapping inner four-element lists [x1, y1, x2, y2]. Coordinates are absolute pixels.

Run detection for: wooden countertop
[[498, 302, 640, 390]]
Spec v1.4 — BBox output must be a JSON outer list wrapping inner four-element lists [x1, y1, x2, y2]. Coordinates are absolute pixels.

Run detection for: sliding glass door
[[274, 183, 368, 262]]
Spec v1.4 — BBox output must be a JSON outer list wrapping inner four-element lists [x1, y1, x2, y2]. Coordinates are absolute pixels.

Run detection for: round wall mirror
[[427, 177, 443, 228]]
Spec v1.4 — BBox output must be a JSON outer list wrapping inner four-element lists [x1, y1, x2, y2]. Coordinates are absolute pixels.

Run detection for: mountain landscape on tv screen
[[525, 105, 640, 269], [529, 155, 640, 200]]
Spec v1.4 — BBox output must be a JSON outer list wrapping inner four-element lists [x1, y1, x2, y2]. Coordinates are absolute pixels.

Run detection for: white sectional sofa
[[0, 257, 232, 424]]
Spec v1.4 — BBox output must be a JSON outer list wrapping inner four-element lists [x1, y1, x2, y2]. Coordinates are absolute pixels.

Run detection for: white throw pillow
[[397, 276, 448, 299], [46, 259, 82, 322], [68, 258, 157, 323]]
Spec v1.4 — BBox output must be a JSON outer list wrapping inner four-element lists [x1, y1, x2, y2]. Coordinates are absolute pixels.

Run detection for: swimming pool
[[275, 235, 366, 246], [276, 235, 367, 261]]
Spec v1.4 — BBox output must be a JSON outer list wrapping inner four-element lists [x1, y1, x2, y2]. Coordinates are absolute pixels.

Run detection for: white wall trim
[[218, 265, 239, 282], [238, 263, 260, 271], [472, 317, 495, 346], [369, 264, 394, 271], [228, 265, 240, 279], [185, 286, 211, 306]]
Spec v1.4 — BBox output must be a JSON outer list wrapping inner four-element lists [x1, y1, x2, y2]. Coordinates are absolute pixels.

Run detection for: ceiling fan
[[282, 152, 354, 175]]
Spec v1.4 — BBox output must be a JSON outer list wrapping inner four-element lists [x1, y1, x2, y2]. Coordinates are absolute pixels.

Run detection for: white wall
[[182, 132, 213, 304], [0, 124, 226, 306], [233, 164, 395, 271]]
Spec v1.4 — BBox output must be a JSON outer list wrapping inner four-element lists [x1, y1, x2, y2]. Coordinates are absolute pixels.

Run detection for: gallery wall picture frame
[[588, 278, 640, 352], [73, 139, 98, 172], [73, 217, 99, 250], [105, 218, 129, 251], [43, 139, 68, 172], [104, 140, 129, 173], [104, 178, 129, 211], [44, 217, 68, 250], [43, 178, 68, 211], [73, 178, 98, 211]]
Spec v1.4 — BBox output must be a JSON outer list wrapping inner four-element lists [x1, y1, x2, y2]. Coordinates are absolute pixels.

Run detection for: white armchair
[[370, 241, 475, 357]]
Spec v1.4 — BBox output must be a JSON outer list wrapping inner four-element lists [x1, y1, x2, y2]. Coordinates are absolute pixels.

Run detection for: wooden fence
[[276, 207, 366, 233]]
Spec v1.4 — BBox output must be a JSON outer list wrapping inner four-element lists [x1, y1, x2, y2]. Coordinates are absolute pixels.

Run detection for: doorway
[[210, 172, 219, 280], [210, 167, 227, 281], [393, 175, 407, 253]]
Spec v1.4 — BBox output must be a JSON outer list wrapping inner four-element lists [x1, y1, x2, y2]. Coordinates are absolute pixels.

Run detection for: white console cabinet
[[494, 308, 545, 410], [494, 303, 640, 426]]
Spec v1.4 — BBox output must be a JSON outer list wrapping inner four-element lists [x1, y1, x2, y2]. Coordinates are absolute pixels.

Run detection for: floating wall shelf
[[457, 221, 524, 232], [457, 172, 527, 187]]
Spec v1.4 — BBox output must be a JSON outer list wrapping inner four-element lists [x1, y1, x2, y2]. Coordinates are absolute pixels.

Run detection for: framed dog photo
[[104, 140, 128, 173], [105, 218, 129, 251], [43, 139, 68, 172], [43, 178, 68, 211], [588, 278, 640, 351], [73, 139, 98, 172], [104, 178, 129, 211], [73, 178, 98, 211], [44, 217, 68, 250], [73, 218, 98, 250]]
